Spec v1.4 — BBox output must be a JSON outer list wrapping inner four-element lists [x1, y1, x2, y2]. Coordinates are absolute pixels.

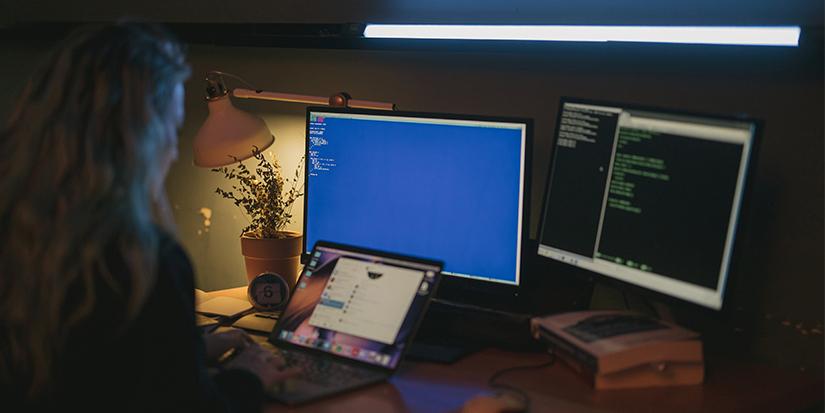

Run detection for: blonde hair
[[0, 21, 190, 397]]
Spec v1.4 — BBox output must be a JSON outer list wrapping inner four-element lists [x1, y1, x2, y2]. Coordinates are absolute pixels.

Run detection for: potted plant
[[213, 147, 304, 287]]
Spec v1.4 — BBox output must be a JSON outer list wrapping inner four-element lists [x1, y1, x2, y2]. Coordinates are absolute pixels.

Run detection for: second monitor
[[538, 98, 759, 311], [304, 107, 531, 298]]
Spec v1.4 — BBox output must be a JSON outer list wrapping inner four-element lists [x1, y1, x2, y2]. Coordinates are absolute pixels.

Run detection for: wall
[[1, 30, 822, 372], [3, 0, 822, 26]]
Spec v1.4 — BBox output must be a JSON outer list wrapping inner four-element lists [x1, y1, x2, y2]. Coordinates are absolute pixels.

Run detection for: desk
[[201, 288, 823, 413]]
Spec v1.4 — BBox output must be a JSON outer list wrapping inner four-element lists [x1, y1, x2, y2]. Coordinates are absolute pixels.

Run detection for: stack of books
[[530, 310, 704, 389]]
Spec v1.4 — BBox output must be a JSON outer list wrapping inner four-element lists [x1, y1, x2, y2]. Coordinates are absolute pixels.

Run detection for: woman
[[0, 21, 290, 411]]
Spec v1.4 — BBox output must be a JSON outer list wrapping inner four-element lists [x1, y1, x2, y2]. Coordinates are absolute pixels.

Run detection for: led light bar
[[363, 25, 801, 47]]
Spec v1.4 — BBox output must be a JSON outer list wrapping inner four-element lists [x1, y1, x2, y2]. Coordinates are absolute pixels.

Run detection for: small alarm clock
[[247, 272, 290, 311]]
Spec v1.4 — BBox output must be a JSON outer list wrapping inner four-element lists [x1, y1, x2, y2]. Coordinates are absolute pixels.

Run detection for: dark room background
[[1, 0, 822, 377]]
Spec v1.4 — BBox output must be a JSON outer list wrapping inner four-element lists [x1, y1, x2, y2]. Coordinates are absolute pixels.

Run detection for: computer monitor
[[304, 107, 531, 300], [538, 98, 759, 310]]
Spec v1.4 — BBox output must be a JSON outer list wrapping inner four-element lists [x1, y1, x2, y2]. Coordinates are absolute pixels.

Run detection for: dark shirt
[[2, 231, 264, 412]]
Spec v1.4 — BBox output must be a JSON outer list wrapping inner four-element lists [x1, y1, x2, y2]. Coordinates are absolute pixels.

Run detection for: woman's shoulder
[[153, 228, 196, 293], [156, 229, 193, 268], [84, 227, 195, 315]]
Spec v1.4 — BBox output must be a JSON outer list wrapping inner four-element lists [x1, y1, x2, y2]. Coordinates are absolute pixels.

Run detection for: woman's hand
[[204, 329, 254, 363], [224, 344, 301, 389]]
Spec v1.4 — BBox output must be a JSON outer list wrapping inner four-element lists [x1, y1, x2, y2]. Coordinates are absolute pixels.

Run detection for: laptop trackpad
[[269, 378, 332, 403]]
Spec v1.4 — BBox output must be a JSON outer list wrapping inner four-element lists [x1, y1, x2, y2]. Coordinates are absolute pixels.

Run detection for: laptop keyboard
[[280, 349, 380, 385]]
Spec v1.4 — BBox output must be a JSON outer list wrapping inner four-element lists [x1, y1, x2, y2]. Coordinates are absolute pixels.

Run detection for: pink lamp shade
[[193, 95, 275, 167]]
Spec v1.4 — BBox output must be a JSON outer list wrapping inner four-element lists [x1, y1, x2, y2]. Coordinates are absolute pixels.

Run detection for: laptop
[[264, 240, 443, 404]]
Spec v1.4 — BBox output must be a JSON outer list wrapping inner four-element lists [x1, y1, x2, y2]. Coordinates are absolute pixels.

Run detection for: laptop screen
[[271, 243, 442, 369]]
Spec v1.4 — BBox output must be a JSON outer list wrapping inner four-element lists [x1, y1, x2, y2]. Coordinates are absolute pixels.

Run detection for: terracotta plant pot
[[240, 231, 303, 287]]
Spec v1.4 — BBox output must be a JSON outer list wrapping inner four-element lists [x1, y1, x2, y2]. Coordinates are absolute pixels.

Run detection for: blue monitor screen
[[305, 109, 528, 285]]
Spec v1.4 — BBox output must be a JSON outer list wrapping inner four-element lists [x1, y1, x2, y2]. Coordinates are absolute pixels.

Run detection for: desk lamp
[[192, 70, 395, 167], [191, 70, 396, 291]]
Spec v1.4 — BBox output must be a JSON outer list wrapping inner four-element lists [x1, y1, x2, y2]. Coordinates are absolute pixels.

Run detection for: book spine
[[537, 326, 598, 373]]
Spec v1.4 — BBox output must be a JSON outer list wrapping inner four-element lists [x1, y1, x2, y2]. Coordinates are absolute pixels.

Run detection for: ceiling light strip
[[363, 25, 801, 47]]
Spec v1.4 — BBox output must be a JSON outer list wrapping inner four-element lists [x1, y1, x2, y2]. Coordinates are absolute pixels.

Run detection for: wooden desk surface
[[201, 288, 823, 413], [259, 348, 822, 413]]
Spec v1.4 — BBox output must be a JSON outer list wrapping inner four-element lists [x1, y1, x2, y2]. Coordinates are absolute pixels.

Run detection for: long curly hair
[[0, 21, 190, 397]]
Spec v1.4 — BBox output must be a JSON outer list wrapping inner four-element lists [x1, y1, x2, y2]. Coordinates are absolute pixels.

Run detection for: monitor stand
[[592, 282, 674, 321], [406, 298, 537, 364], [406, 337, 481, 364]]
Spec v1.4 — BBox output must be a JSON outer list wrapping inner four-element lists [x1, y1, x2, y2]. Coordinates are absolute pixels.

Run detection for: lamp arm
[[232, 88, 395, 111], [346, 98, 397, 111], [232, 88, 328, 105]]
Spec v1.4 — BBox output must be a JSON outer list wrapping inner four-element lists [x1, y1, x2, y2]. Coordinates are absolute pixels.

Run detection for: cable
[[640, 296, 660, 317], [487, 351, 556, 412]]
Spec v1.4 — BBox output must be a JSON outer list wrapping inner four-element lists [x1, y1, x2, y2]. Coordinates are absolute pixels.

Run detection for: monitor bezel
[[303, 106, 533, 310], [536, 96, 762, 313]]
